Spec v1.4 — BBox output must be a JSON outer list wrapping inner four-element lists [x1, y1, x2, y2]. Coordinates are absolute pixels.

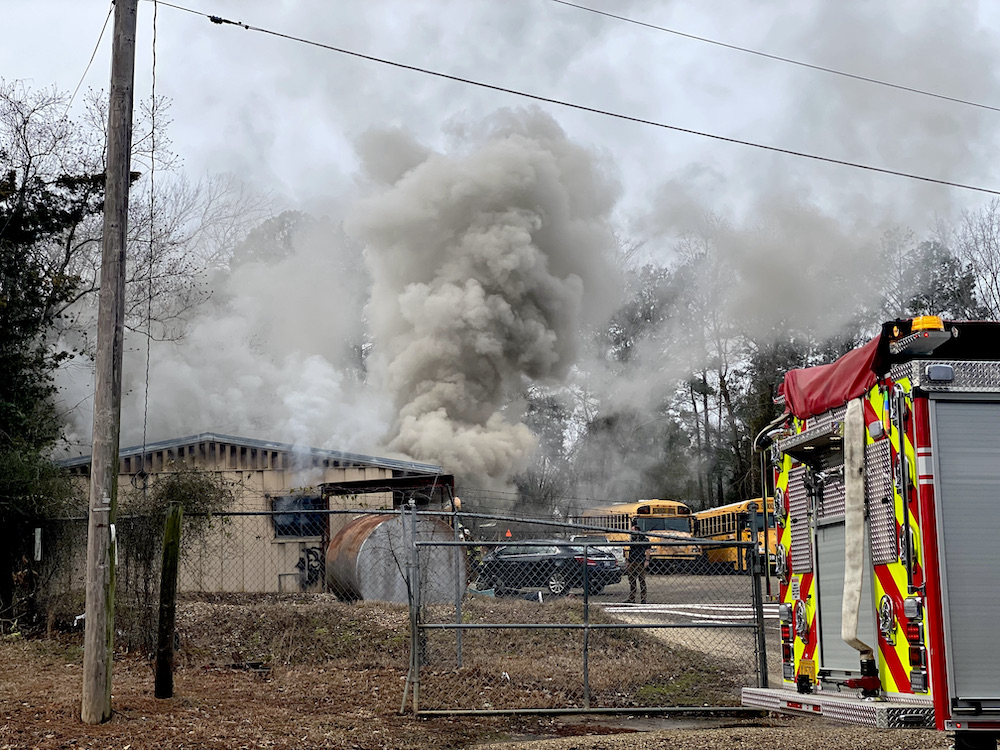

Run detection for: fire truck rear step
[[742, 687, 935, 729]]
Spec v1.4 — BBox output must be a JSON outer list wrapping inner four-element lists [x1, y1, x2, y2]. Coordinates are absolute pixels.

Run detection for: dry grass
[[419, 597, 745, 711], [175, 592, 412, 667]]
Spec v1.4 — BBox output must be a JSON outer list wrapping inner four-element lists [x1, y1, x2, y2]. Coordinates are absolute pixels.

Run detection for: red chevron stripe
[[874, 565, 912, 692], [799, 572, 817, 660]]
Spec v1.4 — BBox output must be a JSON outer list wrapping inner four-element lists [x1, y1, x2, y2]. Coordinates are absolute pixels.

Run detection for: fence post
[[582, 541, 591, 710], [748, 503, 769, 688], [400, 503, 416, 714], [155, 503, 183, 699], [409, 502, 422, 714], [452, 501, 463, 668]]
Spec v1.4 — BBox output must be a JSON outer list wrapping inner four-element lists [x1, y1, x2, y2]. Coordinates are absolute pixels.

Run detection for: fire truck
[[742, 317, 1000, 749]]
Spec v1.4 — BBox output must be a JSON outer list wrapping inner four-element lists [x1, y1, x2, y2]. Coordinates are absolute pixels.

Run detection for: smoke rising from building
[[348, 108, 621, 485], [47, 0, 1000, 507]]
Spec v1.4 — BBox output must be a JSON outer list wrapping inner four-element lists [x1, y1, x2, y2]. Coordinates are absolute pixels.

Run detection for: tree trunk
[[688, 381, 705, 507], [702, 370, 713, 507], [0, 525, 15, 623]]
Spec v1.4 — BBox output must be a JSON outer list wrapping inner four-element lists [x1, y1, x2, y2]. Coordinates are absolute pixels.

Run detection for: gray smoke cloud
[[636, 2, 1000, 344], [49, 1, 1000, 499], [56, 215, 389, 462], [571, 2, 1000, 500], [348, 108, 621, 485]]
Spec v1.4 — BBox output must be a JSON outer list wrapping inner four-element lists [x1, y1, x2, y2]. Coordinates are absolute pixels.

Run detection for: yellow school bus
[[693, 497, 775, 573], [574, 500, 703, 573]]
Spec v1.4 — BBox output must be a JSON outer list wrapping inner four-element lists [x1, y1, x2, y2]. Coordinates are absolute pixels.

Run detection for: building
[[60, 433, 445, 593]]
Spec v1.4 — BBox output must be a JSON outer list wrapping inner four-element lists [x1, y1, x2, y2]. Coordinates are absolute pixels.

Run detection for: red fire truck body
[[743, 318, 1000, 748]]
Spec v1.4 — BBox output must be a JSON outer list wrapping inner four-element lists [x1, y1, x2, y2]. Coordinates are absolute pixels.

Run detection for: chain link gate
[[401, 507, 772, 715]]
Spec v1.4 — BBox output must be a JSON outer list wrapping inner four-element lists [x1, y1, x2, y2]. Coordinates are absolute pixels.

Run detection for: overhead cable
[[551, 0, 1000, 115], [68, 2, 116, 109], [144, 0, 1000, 197], [141, 0, 159, 487]]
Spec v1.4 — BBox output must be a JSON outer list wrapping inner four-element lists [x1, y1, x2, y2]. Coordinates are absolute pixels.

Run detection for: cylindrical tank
[[326, 514, 466, 604]]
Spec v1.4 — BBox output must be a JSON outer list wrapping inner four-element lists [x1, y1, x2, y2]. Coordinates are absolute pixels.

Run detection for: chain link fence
[[24, 506, 771, 714], [406, 509, 770, 714]]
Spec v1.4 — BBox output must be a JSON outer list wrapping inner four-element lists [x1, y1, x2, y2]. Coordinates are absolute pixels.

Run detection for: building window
[[272, 495, 326, 538]]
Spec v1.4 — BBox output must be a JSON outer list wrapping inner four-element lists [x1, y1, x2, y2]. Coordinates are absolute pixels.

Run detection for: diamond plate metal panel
[[787, 466, 813, 573], [883, 707, 935, 729], [889, 362, 912, 384], [892, 360, 1000, 392], [821, 696, 878, 726], [808, 404, 848, 430], [818, 476, 845, 521], [741, 688, 935, 729], [866, 439, 896, 565], [741, 687, 781, 711], [888, 330, 952, 357]]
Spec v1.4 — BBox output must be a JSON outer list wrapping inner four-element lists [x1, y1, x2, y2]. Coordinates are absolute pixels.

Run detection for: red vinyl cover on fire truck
[[780, 335, 882, 420]]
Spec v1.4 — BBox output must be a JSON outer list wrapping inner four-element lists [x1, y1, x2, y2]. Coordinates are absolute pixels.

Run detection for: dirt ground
[[0, 594, 955, 749], [0, 635, 952, 750]]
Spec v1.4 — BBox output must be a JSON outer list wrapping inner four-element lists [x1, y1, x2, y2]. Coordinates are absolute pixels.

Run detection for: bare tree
[[956, 199, 1000, 319], [876, 227, 918, 319], [1, 80, 275, 353]]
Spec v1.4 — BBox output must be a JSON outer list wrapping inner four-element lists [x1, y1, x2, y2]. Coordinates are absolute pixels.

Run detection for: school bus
[[572, 500, 704, 573], [693, 497, 776, 573]]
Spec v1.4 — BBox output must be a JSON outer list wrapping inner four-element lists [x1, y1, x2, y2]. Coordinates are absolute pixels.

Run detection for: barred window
[[272, 495, 326, 538]]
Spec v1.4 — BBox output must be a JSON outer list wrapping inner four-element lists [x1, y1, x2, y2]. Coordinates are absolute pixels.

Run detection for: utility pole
[[81, 0, 139, 724]]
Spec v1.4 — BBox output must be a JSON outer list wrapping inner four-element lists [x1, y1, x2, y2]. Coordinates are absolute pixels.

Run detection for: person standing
[[625, 519, 651, 604]]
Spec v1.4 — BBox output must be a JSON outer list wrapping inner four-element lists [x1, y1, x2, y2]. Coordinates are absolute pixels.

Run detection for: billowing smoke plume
[[348, 109, 621, 485]]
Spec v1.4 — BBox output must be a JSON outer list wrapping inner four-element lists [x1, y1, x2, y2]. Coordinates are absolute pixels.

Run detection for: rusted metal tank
[[326, 513, 466, 604]]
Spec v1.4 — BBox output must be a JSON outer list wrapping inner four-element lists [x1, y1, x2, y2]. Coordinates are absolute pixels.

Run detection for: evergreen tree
[[0, 87, 98, 617]]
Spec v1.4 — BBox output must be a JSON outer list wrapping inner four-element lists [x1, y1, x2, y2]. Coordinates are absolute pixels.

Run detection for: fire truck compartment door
[[932, 398, 1000, 706], [815, 521, 876, 671]]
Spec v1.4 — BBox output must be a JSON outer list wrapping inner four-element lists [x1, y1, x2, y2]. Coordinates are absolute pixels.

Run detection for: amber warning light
[[910, 315, 944, 332]]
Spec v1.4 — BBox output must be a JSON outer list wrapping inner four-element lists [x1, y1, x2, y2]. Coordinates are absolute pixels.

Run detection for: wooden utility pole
[[81, 0, 139, 724], [154, 503, 184, 699]]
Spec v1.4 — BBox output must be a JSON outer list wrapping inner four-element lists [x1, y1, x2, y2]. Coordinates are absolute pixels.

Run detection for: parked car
[[569, 533, 626, 569], [474, 540, 622, 595]]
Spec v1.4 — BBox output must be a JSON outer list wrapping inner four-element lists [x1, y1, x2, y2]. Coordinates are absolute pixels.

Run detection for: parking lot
[[483, 570, 775, 614]]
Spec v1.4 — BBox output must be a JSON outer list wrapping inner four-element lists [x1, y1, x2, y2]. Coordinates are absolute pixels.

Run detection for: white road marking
[[604, 603, 779, 621]]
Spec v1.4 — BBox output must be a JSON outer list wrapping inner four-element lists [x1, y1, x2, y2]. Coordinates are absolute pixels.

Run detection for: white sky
[[6, 0, 1000, 247]]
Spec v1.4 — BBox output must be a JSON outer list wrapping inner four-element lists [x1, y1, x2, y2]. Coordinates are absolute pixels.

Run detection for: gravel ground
[[476, 716, 952, 750]]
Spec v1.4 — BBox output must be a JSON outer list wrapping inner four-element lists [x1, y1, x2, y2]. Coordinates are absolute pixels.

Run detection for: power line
[[142, 0, 159, 486], [550, 0, 1000, 116], [68, 2, 115, 109], [145, 0, 1000, 197]]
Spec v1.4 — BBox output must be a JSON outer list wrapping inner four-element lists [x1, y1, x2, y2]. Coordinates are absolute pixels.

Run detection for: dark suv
[[474, 540, 622, 595]]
